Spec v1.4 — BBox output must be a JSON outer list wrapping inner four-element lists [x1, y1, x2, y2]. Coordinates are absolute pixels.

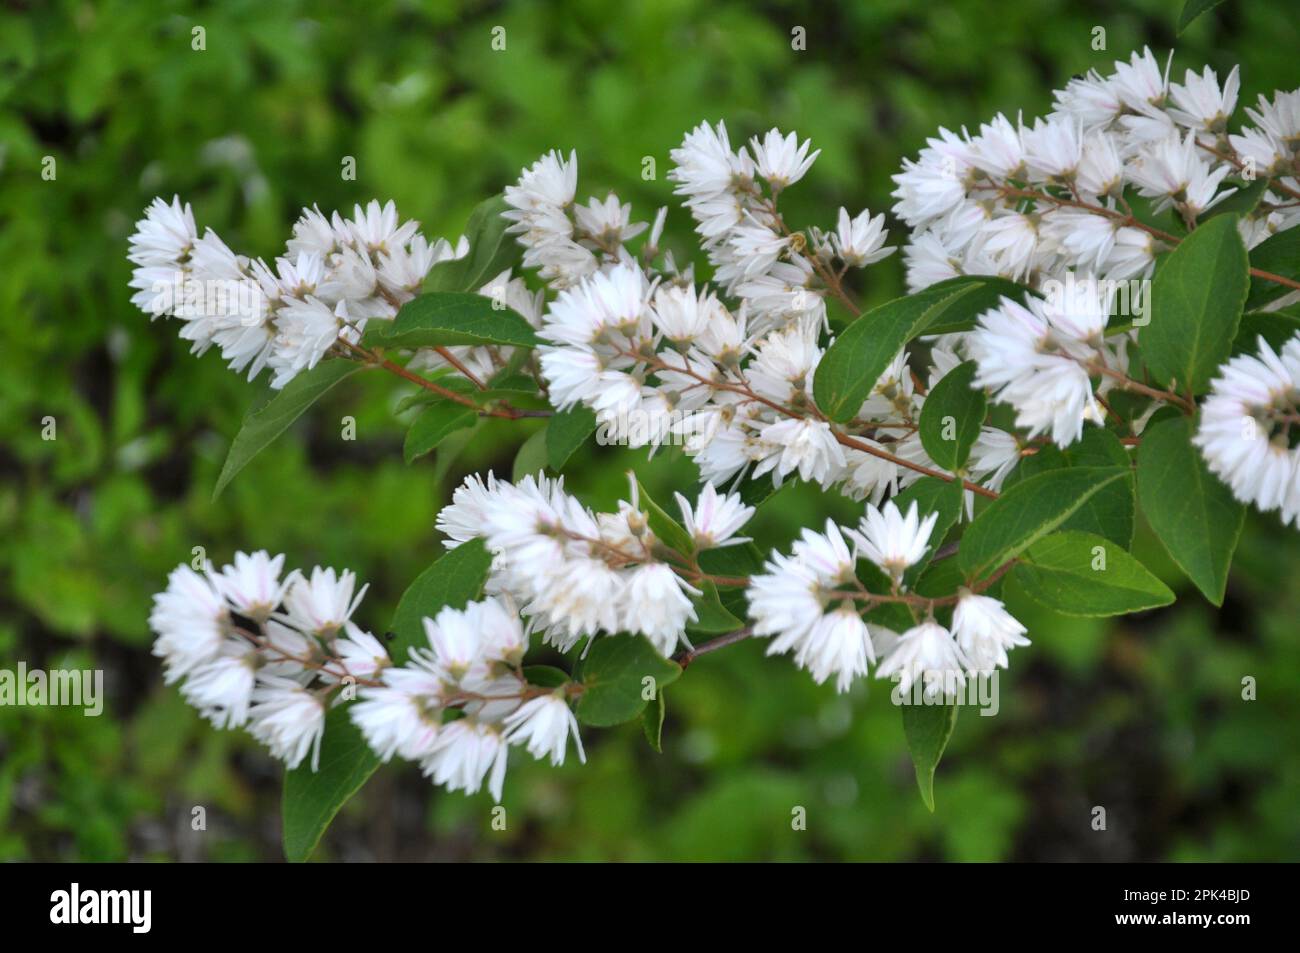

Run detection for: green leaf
[[1200, 177, 1268, 222], [1012, 530, 1175, 616], [424, 196, 519, 294], [546, 404, 597, 471], [512, 426, 550, 481], [959, 467, 1131, 579], [388, 538, 493, 664], [687, 580, 744, 634], [1062, 427, 1130, 468], [403, 402, 477, 463], [697, 541, 764, 579], [214, 359, 362, 499], [891, 476, 965, 584], [919, 360, 986, 471], [902, 701, 957, 812], [1014, 429, 1135, 547], [1244, 226, 1300, 312], [813, 282, 982, 422], [1177, 0, 1229, 33], [363, 292, 540, 350], [522, 665, 571, 688], [1136, 415, 1245, 605], [576, 635, 682, 727], [1143, 214, 1249, 394], [642, 689, 666, 753], [1234, 308, 1300, 354], [282, 705, 381, 863], [637, 478, 695, 555], [911, 274, 1038, 336]]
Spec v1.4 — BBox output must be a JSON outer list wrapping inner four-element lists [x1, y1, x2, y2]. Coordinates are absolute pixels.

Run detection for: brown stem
[[675, 626, 754, 669]]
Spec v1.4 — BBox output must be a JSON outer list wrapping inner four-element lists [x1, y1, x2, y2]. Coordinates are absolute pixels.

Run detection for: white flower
[[727, 219, 790, 277], [180, 641, 258, 729], [750, 520, 857, 657], [952, 591, 1030, 672], [476, 596, 529, 666], [969, 113, 1026, 179], [268, 296, 352, 389], [674, 483, 754, 549], [420, 602, 488, 681], [352, 663, 446, 762], [332, 623, 392, 681], [1128, 132, 1233, 217], [343, 199, 420, 254], [968, 428, 1022, 493], [541, 261, 651, 348], [832, 208, 894, 267], [753, 417, 847, 487], [849, 500, 939, 581], [891, 128, 972, 228], [1110, 47, 1170, 116], [1168, 65, 1240, 134], [876, 620, 968, 698], [213, 550, 287, 621], [1244, 88, 1300, 148], [750, 128, 819, 191], [247, 675, 327, 771], [128, 196, 197, 266], [651, 284, 717, 344], [979, 212, 1041, 281], [796, 603, 875, 692], [286, 204, 347, 258], [149, 564, 229, 683], [1022, 115, 1083, 182], [621, 563, 699, 656], [282, 566, 368, 638], [420, 718, 510, 802], [670, 120, 753, 201], [504, 690, 585, 766], [1195, 335, 1300, 524], [505, 149, 579, 217], [574, 193, 646, 247], [968, 294, 1104, 447]]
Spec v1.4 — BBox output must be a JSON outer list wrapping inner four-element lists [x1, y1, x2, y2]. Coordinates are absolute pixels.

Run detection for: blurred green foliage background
[[2, 0, 1299, 861]]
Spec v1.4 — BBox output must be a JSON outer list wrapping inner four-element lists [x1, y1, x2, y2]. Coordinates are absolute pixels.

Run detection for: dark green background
[[2, 0, 1298, 861]]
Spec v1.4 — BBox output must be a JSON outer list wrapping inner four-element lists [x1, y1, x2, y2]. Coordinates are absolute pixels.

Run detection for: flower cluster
[[127, 196, 545, 389], [149, 551, 371, 771], [891, 49, 1300, 450], [134, 47, 1300, 813], [352, 594, 582, 802], [150, 552, 583, 800], [1196, 333, 1300, 525], [511, 129, 999, 506], [894, 48, 1300, 290], [437, 473, 754, 656], [748, 499, 1028, 693]]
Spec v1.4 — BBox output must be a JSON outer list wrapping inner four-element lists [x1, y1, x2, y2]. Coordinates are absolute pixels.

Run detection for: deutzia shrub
[[131, 46, 1300, 858]]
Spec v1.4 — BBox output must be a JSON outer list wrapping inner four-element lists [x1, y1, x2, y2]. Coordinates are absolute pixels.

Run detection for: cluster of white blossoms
[[891, 49, 1300, 452], [1196, 333, 1300, 526], [748, 499, 1029, 693], [436, 473, 754, 656], [894, 47, 1300, 290], [503, 149, 664, 288], [507, 128, 1016, 505], [127, 196, 544, 389], [136, 47, 1300, 804], [150, 552, 583, 801]]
